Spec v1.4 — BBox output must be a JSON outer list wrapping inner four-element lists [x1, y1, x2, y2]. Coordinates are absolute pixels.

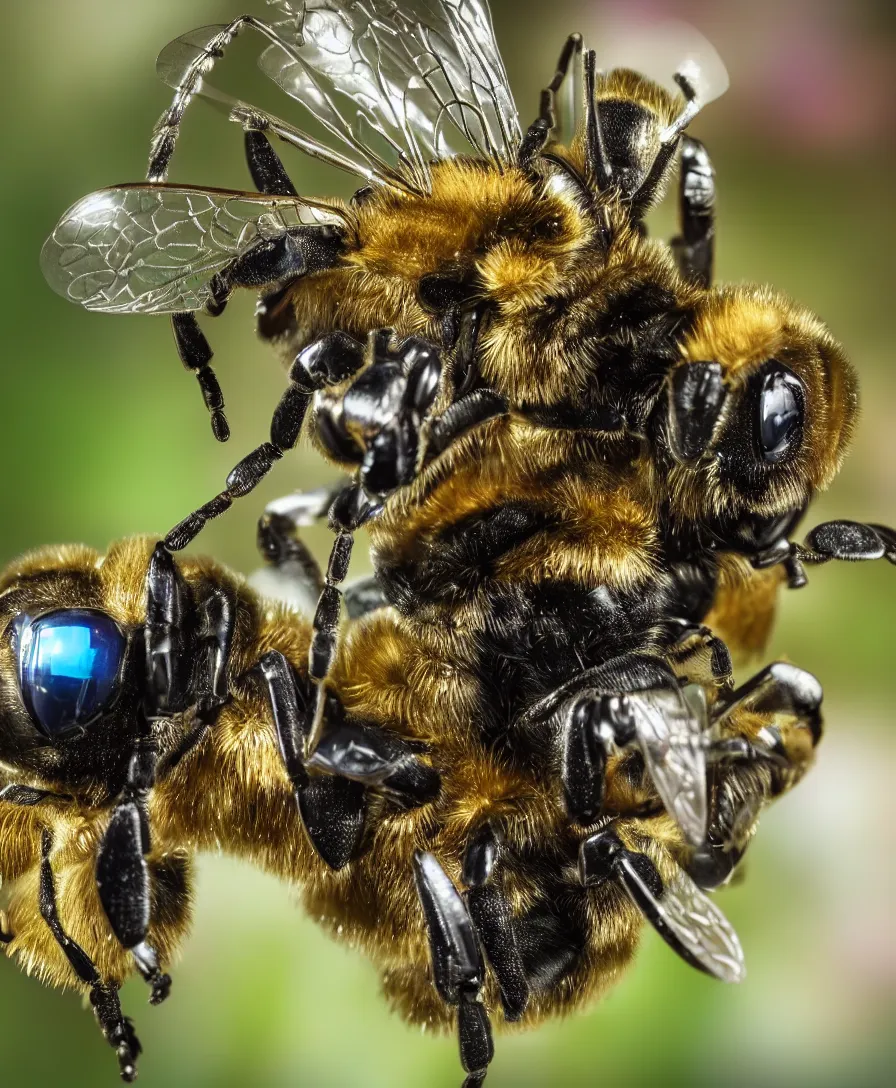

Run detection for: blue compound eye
[[17, 610, 126, 738]]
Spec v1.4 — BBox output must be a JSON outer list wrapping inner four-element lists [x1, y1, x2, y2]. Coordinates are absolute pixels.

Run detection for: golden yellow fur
[[705, 559, 787, 663]]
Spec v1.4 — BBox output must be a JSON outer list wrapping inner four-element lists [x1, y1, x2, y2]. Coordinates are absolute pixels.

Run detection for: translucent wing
[[40, 185, 342, 315], [597, 16, 729, 105], [260, 0, 521, 193], [630, 684, 708, 847], [618, 853, 746, 983]]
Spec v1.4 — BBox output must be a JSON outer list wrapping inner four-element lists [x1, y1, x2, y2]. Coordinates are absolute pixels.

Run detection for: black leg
[[685, 781, 760, 892], [414, 852, 494, 1087], [148, 16, 283, 182], [259, 650, 367, 870], [664, 621, 734, 690], [425, 391, 508, 462], [667, 361, 727, 464], [260, 649, 310, 795], [308, 708, 441, 807], [145, 544, 196, 714], [583, 49, 613, 192], [446, 306, 483, 398], [685, 662, 824, 889], [244, 129, 298, 196], [630, 72, 701, 217], [95, 752, 172, 1006], [300, 482, 380, 757], [795, 520, 896, 565], [260, 638, 436, 865], [154, 22, 285, 449], [254, 487, 340, 611], [308, 485, 368, 686], [560, 696, 609, 825], [517, 33, 583, 172], [713, 662, 823, 746], [157, 583, 235, 774], [461, 823, 530, 1023], [1, 782, 67, 944], [194, 585, 235, 725], [315, 331, 444, 500], [148, 20, 349, 455], [257, 487, 340, 568], [544, 34, 584, 142], [733, 519, 896, 590], [96, 544, 216, 1001], [96, 570, 173, 1016], [298, 776, 367, 871], [40, 830, 142, 1082], [521, 653, 708, 846], [312, 324, 505, 490], [171, 313, 230, 442], [671, 137, 715, 287], [165, 333, 365, 550]]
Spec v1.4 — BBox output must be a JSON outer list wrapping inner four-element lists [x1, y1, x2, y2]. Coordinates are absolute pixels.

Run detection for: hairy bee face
[[0, 543, 152, 793], [656, 287, 858, 554]]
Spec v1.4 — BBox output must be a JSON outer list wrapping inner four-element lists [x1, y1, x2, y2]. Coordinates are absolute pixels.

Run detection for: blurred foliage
[[0, 1, 893, 1086]]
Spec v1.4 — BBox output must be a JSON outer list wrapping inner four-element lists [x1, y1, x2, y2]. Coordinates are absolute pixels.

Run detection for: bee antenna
[[584, 50, 613, 192]]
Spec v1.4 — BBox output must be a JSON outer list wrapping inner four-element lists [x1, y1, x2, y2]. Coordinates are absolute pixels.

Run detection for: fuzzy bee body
[[13, 0, 895, 1084], [0, 537, 814, 1066]]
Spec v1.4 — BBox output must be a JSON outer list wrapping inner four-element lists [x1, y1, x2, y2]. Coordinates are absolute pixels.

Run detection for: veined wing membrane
[[618, 855, 746, 983], [630, 685, 708, 847], [40, 185, 342, 315], [260, 0, 521, 193]]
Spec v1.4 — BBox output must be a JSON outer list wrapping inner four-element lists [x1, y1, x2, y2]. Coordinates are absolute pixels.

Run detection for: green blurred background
[[0, 1, 893, 1085]]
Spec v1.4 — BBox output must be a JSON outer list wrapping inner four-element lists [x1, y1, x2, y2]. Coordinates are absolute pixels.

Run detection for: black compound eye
[[757, 366, 804, 463], [16, 610, 126, 737]]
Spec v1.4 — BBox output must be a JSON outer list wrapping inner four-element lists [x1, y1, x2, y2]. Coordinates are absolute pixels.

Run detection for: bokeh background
[[0, 1, 893, 1085]]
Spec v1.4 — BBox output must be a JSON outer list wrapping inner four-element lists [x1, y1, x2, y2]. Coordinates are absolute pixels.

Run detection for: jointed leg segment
[[40, 830, 142, 1082]]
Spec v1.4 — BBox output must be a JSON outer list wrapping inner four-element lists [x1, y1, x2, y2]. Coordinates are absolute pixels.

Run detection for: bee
[[0, 536, 823, 1083], [39, 2, 890, 626], [40, 0, 731, 543], [22, 0, 895, 1083]]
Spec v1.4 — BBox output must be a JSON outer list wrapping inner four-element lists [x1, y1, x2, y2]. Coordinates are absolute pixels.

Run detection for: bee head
[[0, 539, 161, 795], [655, 286, 858, 558]]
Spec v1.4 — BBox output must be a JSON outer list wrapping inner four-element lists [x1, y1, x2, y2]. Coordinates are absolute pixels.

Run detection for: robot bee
[[7, 0, 893, 1084]]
